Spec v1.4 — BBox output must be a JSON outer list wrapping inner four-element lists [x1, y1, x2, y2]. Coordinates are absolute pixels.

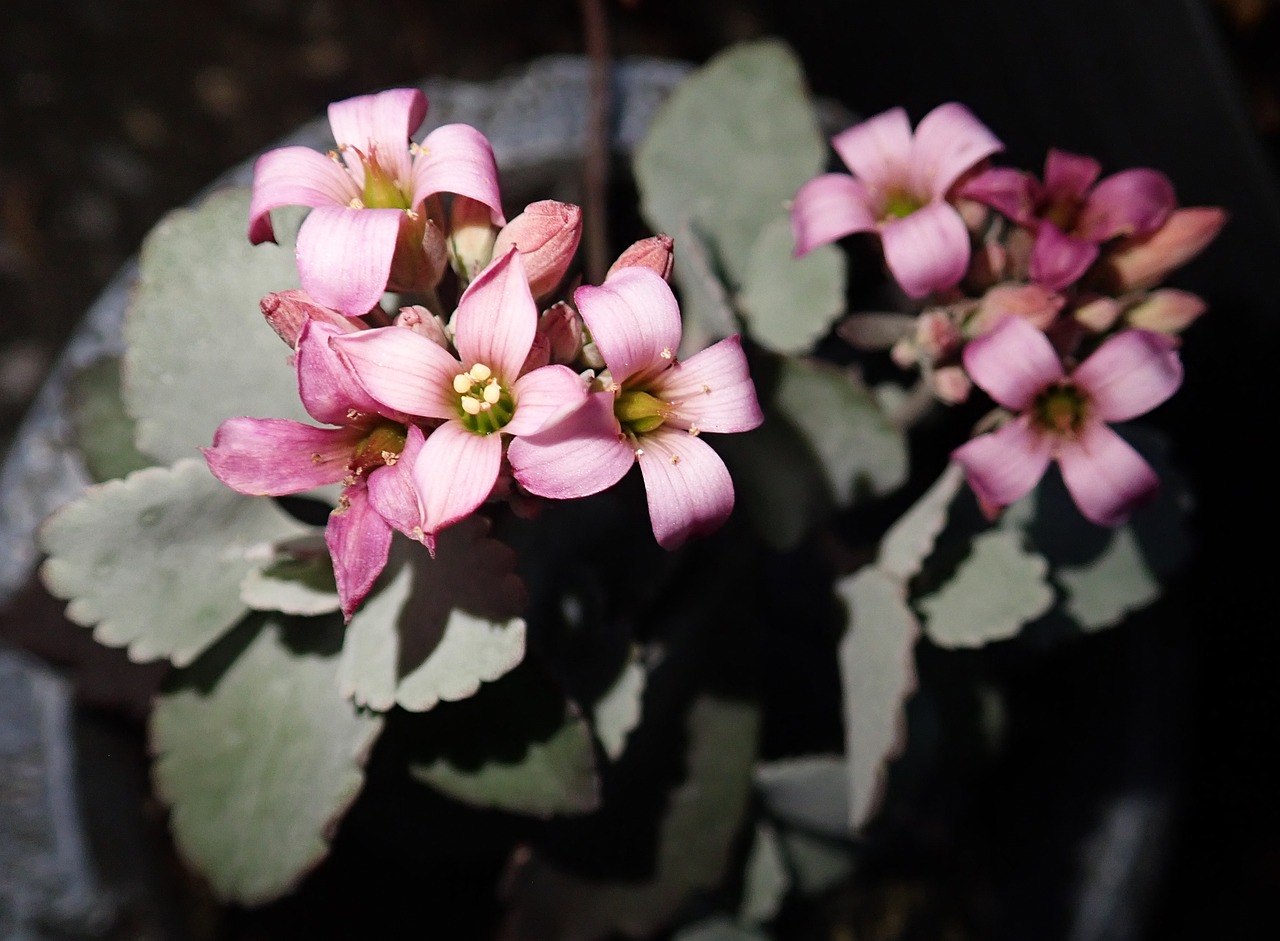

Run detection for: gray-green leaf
[[65, 356, 153, 483], [737, 220, 845, 354]]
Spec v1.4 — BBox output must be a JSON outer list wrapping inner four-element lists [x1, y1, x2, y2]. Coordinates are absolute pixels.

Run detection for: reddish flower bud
[[1125, 288, 1206, 335], [607, 234, 675, 281], [493, 200, 583, 299], [967, 282, 1063, 337], [394, 305, 451, 349], [1101, 206, 1227, 292], [261, 289, 362, 348]]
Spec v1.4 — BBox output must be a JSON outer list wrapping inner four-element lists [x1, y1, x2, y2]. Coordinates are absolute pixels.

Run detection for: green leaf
[[38, 458, 314, 667], [737, 220, 845, 354], [240, 539, 340, 617], [836, 567, 919, 830], [150, 615, 383, 903], [878, 463, 966, 582], [591, 651, 646, 761], [917, 529, 1055, 649], [779, 830, 855, 896], [65, 356, 153, 482], [739, 822, 789, 925], [337, 519, 527, 712], [671, 218, 742, 355], [123, 187, 311, 464], [1057, 525, 1161, 631], [755, 755, 849, 838]]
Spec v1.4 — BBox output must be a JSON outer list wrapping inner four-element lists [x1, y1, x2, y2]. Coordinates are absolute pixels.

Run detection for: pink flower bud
[[389, 216, 449, 297], [931, 364, 972, 404], [493, 200, 583, 299], [1125, 288, 1206, 335], [261, 289, 362, 347], [394, 305, 451, 349], [1101, 206, 1227, 291], [1073, 295, 1124, 333], [967, 282, 1063, 337], [915, 309, 962, 359], [607, 234, 675, 281], [448, 195, 500, 282]]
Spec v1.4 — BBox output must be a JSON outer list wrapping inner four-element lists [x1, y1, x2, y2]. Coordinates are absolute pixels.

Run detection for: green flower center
[[1032, 383, 1089, 437], [615, 389, 671, 436], [882, 189, 924, 220], [349, 419, 408, 476], [351, 145, 410, 210], [454, 363, 515, 434]]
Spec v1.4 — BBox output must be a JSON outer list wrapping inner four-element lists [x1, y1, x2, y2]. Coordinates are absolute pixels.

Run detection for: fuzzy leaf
[[837, 567, 919, 830], [240, 544, 340, 616], [66, 356, 153, 482], [674, 918, 772, 941], [38, 458, 314, 667], [918, 529, 1055, 649], [738, 219, 845, 354], [755, 755, 849, 838], [124, 187, 310, 464], [671, 217, 741, 355], [739, 822, 789, 925], [150, 616, 383, 903], [1057, 525, 1161, 631], [780, 830, 855, 896], [592, 652, 647, 761], [879, 463, 966, 582]]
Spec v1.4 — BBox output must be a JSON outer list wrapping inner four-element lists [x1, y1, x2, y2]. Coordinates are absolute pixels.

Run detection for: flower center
[[453, 362, 515, 434], [1042, 194, 1082, 234], [882, 189, 924, 220], [615, 389, 671, 436], [1032, 383, 1089, 437], [349, 419, 408, 476], [349, 144, 410, 210]]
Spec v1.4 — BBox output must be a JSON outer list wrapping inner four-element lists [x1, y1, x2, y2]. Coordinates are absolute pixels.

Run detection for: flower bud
[[1073, 295, 1123, 333], [493, 200, 582, 299], [607, 234, 675, 281], [261, 289, 361, 347], [447, 195, 500, 283], [539, 301, 584, 364], [967, 282, 1062, 337], [1100, 206, 1227, 291], [395, 305, 452, 349], [1125, 288, 1206, 335], [389, 215, 448, 296], [931, 364, 972, 404]]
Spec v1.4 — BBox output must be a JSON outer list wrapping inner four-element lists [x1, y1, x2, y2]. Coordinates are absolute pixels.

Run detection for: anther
[[461, 397, 483, 415], [660, 347, 674, 360], [469, 363, 492, 382], [348, 197, 365, 210], [687, 425, 701, 437], [453, 374, 473, 394], [669, 454, 680, 465], [634, 447, 645, 456], [482, 382, 501, 405], [700, 384, 711, 394]]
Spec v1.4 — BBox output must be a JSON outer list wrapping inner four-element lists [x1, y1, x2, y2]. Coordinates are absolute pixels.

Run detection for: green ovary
[[1032, 384, 1089, 437], [350, 420, 408, 475], [882, 189, 924, 220], [615, 389, 670, 436]]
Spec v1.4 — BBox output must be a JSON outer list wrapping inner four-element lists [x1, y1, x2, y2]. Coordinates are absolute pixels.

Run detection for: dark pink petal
[[454, 248, 537, 382], [832, 107, 913, 193], [248, 146, 359, 244], [505, 364, 588, 436], [492, 200, 583, 299], [790, 173, 878, 256], [1028, 221, 1099, 290], [962, 315, 1062, 411], [1042, 149, 1102, 202], [508, 392, 634, 499], [366, 425, 427, 540], [1071, 329, 1182, 421], [1077, 168, 1176, 241], [958, 167, 1038, 224], [325, 483, 394, 621], [879, 202, 971, 298], [295, 205, 403, 315], [412, 123, 505, 225], [608, 234, 675, 281], [261, 289, 362, 348], [635, 428, 735, 549], [910, 102, 1003, 198], [576, 267, 682, 387], [650, 335, 763, 434], [327, 88, 426, 189], [1056, 421, 1159, 526], [331, 326, 461, 420], [951, 417, 1053, 509], [296, 321, 385, 426], [202, 418, 359, 495], [412, 420, 503, 535]]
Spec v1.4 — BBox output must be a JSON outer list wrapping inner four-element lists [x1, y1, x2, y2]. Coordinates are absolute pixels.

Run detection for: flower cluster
[[205, 89, 763, 618], [792, 103, 1224, 526]]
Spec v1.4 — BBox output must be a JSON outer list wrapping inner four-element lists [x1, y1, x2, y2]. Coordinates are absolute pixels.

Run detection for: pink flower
[[203, 320, 425, 620], [331, 248, 588, 542], [952, 316, 1182, 526], [507, 267, 764, 549], [248, 88, 505, 316], [790, 103, 1002, 298], [962, 149, 1176, 290]]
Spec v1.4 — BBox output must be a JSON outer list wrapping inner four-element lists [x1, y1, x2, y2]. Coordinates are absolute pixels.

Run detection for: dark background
[[2, 0, 1278, 938]]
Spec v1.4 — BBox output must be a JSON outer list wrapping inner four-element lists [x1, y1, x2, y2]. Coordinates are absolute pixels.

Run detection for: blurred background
[[2, 0, 1278, 938]]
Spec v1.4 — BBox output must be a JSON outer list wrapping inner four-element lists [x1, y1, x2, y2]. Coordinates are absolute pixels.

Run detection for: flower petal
[[327, 88, 426, 188], [248, 146, 359, 244], [366, 424, 427, 540], [790, 173, 877, 256], [508, 392, 634, 499], [203, 418, 359, 495], [295, 205, 404, 315], [635, 428, 735, 550], [412, 420, 503, 535], [1071, 329, 1182, 421], [962, 315, 1063, 411], [1029, 221, 1099, 290], [910, 102, 1003, 198], [576, 267, 683, 387], [1077, 168, 1176, 241], [1103, 206, 1227, 292], [951, 417, 1053, 509], [879, 202, 971, 298], [296, 321, 386, 425], [453, 248, 537, 382], [1056, 421, 1159, 526], [1043, 149, 1102, 202], [505, 364, 588, 436], [261, 289, 363, 348], [832, 107, 913, 193], [331, 326, 461, 420], [325, 482, 393, 621], [650, 335, 763, 433], [959, 167, 1038, 223], [412, 123, 505, 225]]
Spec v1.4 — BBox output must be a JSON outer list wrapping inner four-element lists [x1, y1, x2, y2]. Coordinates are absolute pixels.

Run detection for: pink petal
[[635, 428, 735, 549], [1028, 221, 1099, 290], [325, 482, 394, 621], [331, 326, 461, 420], [1043, 149, 1102, 202], [832, 107, 914, 193], [1104, 206, 1227, 291], [248, 146, 359, 244], [296, 321, 386, 426], [412, 123, 505, 224], [453, 248, 537, 381], [879, 202, 972, 298], [1077, 168, 1176, 241], [492, 200, 583, 299], [576, 267, 682, 387], [1071, 329, 1182, 421], [963, 315, 1063, 411], [327, 88, 426, 189], [508, 392, 634, 499], [1056, 421, 1159, 526], [505, 364, 588, 436], [412, 420, 503, 535], [366, 425, 427, 540], [203, 418, 360, 495], [649, 335, 763, 433], [909, 102, 1003, 198], [951, 416, 1053, 509], [1125, 288, 1206, 334], [790, 173, 878, 256], [608, 234, 675, 281], [261, 289, 362, 348], [295, 205, 404, 315], [958, 167, 1038, 224]]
